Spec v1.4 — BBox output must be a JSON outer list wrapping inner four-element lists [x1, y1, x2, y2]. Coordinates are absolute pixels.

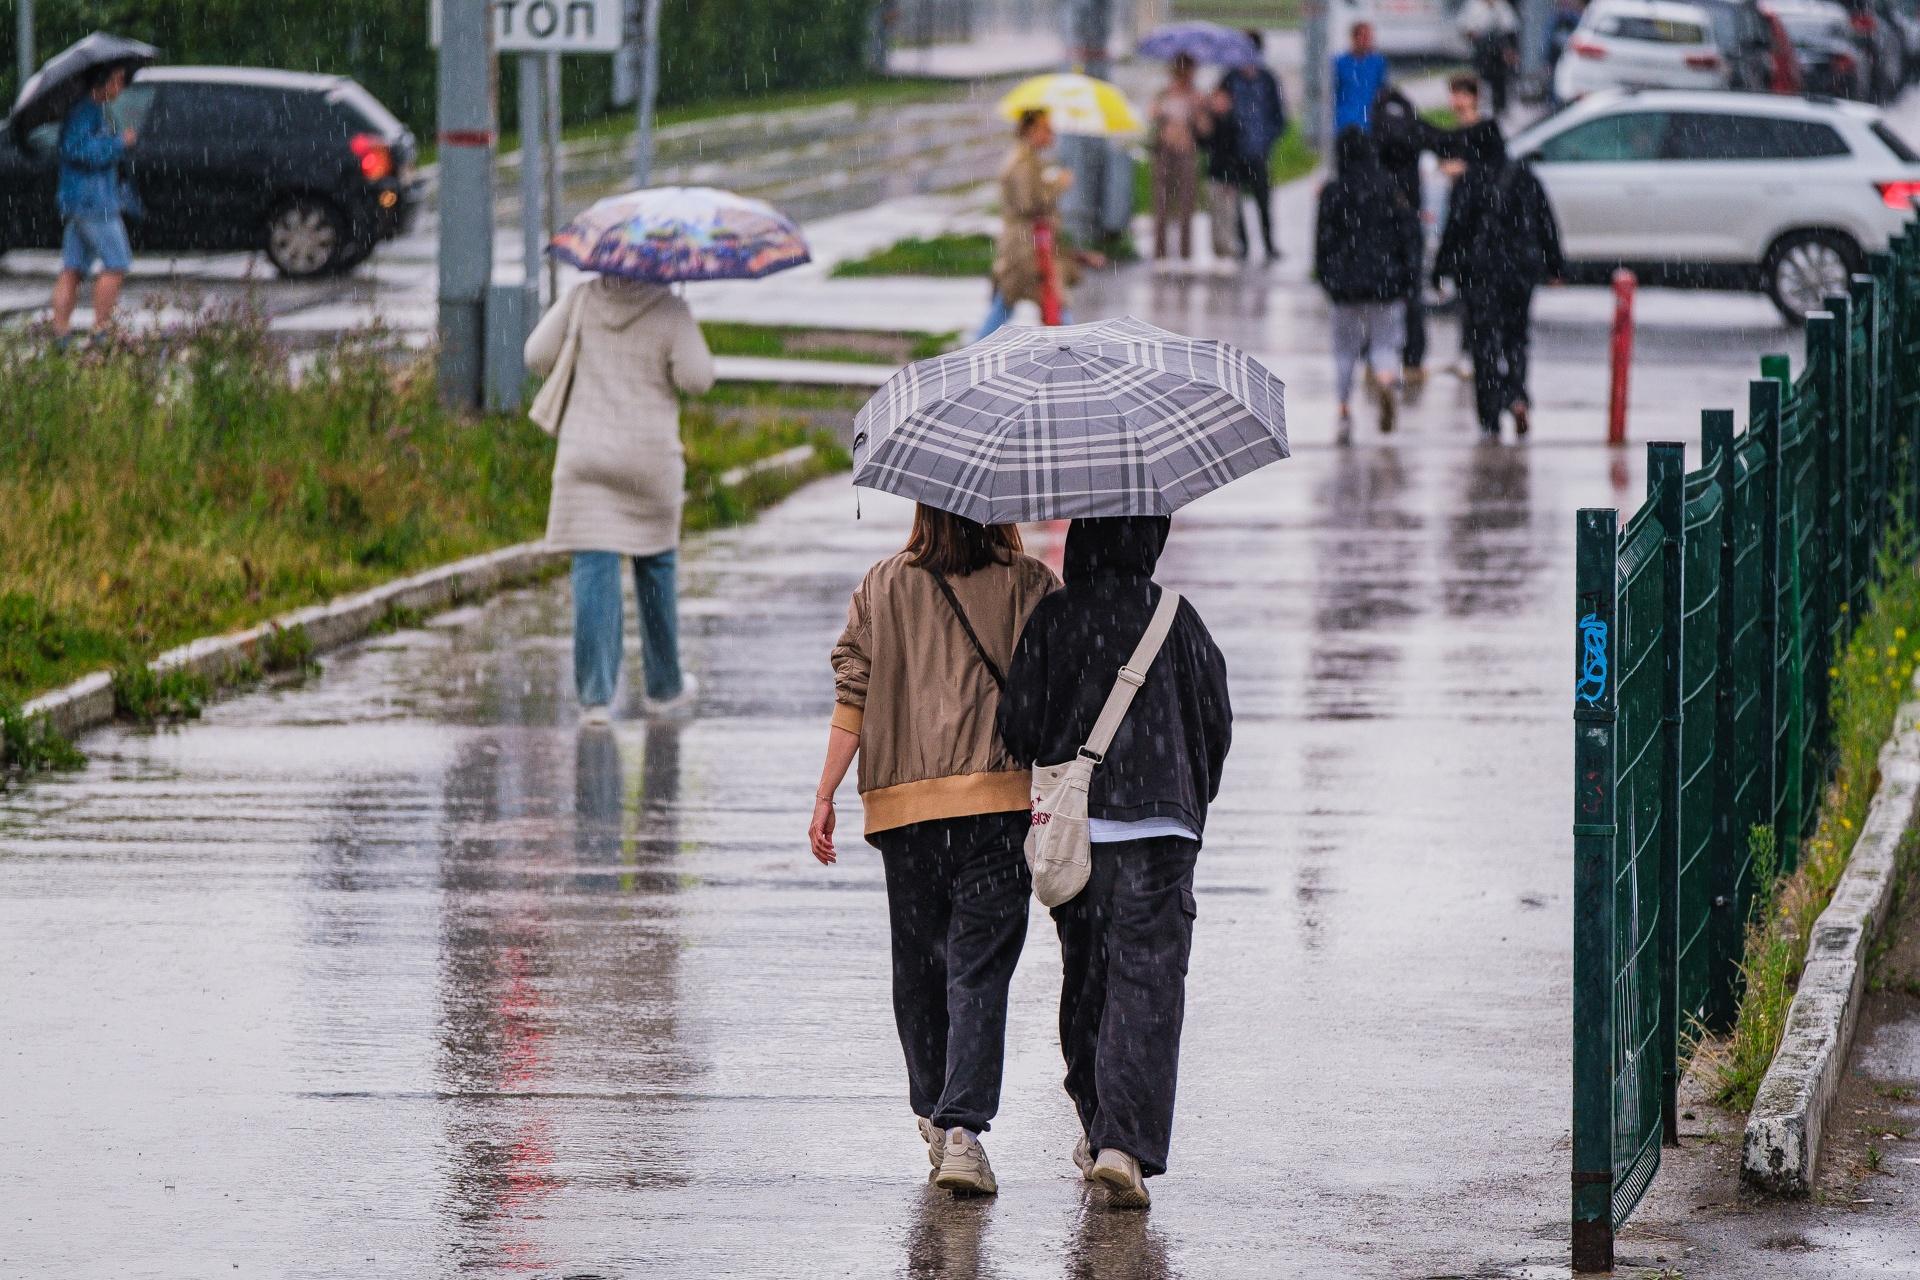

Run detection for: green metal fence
[[1571, 215, 1920, 1273]]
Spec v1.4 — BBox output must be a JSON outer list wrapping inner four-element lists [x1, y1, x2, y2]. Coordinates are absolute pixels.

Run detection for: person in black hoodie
[[996, 516, 1232, 1209], [1433, 120, 1564, 439], [1314, 126, 1420, 439], [1369, 84, 1443, 380]]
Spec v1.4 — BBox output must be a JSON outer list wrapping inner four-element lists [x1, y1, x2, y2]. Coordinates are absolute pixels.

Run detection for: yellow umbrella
[[996, 73, 1143, 138]]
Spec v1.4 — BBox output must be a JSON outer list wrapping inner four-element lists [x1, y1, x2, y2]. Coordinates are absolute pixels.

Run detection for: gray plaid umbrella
[[852, 316, 1287, 523]]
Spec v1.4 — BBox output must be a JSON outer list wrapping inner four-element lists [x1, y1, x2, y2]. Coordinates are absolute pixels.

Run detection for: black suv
[[0, 67, 422, 277]]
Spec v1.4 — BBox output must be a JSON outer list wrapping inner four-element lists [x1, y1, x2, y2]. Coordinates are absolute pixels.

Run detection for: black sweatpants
[[1464, 283, 1535, 432], [1051, 835, 1199, 1178], [1235, 167, 1276, 259], [1403, 216, 1429, 370], [871, 811, 1032, 1133]]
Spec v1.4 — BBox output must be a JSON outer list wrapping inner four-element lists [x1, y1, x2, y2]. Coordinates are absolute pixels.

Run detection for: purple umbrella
[[1136, 21, 1261, 66]]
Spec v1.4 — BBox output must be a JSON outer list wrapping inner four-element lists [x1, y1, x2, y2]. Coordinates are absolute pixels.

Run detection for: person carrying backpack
[[1314, 127, 1420, 438], [1433, 121, 1563, 439], [996, 516, 1232, 1210]]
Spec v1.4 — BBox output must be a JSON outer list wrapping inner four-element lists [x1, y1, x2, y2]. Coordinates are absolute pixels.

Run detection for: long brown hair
[[905, 503, 1023, 577]]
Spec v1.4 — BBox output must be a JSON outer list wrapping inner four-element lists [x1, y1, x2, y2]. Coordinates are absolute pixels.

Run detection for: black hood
[[1063, 516, 1170, 582], [1333, 125, 1376, 177], [1460, 120, 1506, 166]]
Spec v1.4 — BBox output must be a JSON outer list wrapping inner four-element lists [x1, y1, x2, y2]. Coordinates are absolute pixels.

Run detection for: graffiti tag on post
[[1576, 613, 1609, 705]]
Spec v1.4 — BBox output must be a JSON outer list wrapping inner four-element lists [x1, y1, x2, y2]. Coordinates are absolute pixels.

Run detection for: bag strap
[[1080, 589, 1182, 763], [928, 569, 1006, 692]]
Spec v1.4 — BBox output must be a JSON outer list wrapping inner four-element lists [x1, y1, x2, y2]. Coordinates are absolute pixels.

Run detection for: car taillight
[[1877, 180, 1920, 209], [1571, 37, 1607, 58], [1684, 51, 1722, 70], [1834, 51, 1858, 73], [1850, 11, 1876, 34], [350, 133, 393, 182]]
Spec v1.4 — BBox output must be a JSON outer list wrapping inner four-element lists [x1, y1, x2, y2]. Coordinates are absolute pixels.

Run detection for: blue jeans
[[571, 550, 682, 706], [975, 293, 1073, 341]]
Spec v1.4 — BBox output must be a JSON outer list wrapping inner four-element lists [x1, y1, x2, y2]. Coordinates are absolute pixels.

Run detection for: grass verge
[[0, 309, 848, 779], [1711, 547, 1920, 1111], [700, 321, 954, 365], [831, 233, 997, 279]]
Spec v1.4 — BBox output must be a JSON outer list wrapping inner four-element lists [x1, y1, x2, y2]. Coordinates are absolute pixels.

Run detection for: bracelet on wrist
[[815, 794, 835, 805]]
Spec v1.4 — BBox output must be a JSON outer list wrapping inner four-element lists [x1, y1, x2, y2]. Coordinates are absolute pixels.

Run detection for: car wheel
[[265, 197, 348, 278], [1764, 230, 1860, 325]]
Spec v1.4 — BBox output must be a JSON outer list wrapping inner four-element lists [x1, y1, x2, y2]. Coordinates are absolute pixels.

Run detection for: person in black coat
[[1433, 121, 1564, 439], [996, 515, 1231, 1208], [1314, 127, 1420, 437], [1368, 83, 1443, 377]]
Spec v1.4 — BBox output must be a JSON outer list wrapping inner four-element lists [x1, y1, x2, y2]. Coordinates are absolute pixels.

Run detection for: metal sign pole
[[518, 52, 545, 306], [545, 52, 562, 301], [437, 0, 495, 410], [633, 0, 663, 186], [17, 0, 34, 92]]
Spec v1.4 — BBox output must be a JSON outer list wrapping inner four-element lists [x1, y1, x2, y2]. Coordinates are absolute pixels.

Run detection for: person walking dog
[[811, 505, 1058, 1197], [50, 65, 137, 343], [525, 276, 715, 722], [997, 516, 1232, 1210], [1315, 127, 1420, 439]]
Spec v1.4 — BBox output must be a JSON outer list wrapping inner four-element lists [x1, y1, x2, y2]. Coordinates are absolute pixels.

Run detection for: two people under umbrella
[[810, 317, 1277, 1207]]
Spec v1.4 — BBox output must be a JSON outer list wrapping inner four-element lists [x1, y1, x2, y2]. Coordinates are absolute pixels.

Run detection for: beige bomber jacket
[[831, 550, 1059, 834]]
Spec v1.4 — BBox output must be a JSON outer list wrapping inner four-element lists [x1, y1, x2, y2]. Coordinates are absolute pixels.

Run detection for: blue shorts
[[60, 213, 132, 274]]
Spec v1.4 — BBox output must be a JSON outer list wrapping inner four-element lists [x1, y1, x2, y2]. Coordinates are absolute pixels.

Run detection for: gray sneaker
[[933, 1127, 997, 1196], [1091, 1148, 1149, 1209], [918, 1116, 945, 1170], [1072, 1136, 1097, 1181]]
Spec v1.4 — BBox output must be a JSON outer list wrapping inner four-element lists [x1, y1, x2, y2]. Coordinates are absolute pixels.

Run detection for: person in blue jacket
[[51, 65, 138, 342], [1331, 22, 1389, 134]]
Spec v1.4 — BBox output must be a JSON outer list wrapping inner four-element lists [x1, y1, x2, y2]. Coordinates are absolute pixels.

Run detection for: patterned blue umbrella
[[1136, 21, 1261, 66], [852, 316, 1288, 524]]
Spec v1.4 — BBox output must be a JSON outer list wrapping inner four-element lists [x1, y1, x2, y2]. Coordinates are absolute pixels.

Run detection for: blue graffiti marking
[[1577, 613, 1609, 705]]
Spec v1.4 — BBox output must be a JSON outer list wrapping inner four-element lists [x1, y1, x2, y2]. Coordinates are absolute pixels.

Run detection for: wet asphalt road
[[2, 375, 1678, 1278]]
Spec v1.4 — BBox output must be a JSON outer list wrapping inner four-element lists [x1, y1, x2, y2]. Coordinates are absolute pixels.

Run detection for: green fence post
[[1850, 271, 1880, 582], [1704, 409, 1741, 1028], [1753, 373, 1785, 846], [1825, 289, 1860, 625], [1573, 507, 1619, 1275], [1868, 254, 1893, 544], [1650, 440, 1686, 1145], [1808, 306, 1842, 819]]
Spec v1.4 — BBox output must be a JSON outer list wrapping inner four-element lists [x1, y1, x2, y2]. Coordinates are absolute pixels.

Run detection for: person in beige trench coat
[[524, 276, 715, 722], [977, 110, 1079, 339]]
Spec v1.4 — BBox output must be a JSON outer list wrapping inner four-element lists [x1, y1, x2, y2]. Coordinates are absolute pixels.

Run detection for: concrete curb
[[17, 543, 565, 748], [1741, 688, 1920, 1194]]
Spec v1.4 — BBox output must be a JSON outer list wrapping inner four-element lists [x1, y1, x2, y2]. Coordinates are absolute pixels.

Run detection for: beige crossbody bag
[[528, 286, 587, 437], [1025, 589, 1181, 907]]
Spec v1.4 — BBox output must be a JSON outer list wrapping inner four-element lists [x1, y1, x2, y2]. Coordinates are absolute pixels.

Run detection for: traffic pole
[[16, 0, 33, 91], [544, 52, 562, 302], [633, 0, 663, 186], [1607, 268, 1637, 447], [437, 0, 495, 411], [518, 53, 545, 306]]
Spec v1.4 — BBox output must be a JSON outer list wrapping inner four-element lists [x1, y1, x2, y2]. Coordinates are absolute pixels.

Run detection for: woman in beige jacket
[[525, 277, 714, 723], [808, 505, 1057, 1197]]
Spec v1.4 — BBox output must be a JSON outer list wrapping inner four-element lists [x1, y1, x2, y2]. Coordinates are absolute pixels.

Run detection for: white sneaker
[[918, 1116, 945, 1171], [1072, 1135, 1097, 1181], [933, 1127, 997, 1196], [1091, 1148, 1149, 1209], [580, 704, 612, 726], [643, 671, 699, 718]]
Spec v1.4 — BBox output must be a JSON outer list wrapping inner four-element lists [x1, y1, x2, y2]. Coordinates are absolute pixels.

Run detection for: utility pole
[[436, 0, 495, 410], [1303, 0, 1329, 151], [1062, 0, 1111, 246], [545, 52, 562, 301], [1520, 0, 1554, 90], [17, 0, 34, 89], [518, 53, 545, 306], [633, 0, 663, 186]]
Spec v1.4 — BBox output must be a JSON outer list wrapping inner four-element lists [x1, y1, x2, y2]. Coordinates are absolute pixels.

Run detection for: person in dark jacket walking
[[1314, 127, 1420, 438], [1226, 30, 1288, 261], [1200, 86, 1247, 261], [997, 516, 1232, 1210], [1433, 121, 1564, 439], [1369, 84, 1441, 380]]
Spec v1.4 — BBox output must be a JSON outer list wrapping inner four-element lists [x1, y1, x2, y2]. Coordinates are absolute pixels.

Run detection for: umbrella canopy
[[1137, 21, 1261, 66], [852, 316, 1287, 524], [548, 186, 810, 283], [8, 32, 158, 147], [996, 73, 1143, 138]]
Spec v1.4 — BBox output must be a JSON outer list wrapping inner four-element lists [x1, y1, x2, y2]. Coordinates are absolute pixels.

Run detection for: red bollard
[[1607, 269, 1637, 447]]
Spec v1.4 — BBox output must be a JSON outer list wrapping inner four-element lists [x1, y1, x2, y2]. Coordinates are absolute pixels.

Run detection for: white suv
[[1554, 0, 1733, 100], [1510, 90, 1920, 321]]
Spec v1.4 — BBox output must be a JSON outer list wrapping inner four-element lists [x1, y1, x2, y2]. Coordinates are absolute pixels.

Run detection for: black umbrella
[[8, 32, 158, 148]]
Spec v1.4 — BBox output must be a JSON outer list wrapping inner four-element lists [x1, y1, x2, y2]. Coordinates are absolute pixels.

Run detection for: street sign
[[430, 0, 624, 54]]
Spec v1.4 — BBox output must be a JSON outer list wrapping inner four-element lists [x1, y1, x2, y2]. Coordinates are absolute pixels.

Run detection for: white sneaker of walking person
[[1090, 1148, 1150, 1209], [643, 671, 699, 718], [933, 1127, 997, 1196], [918, 1117, 946, 1172], [1072, 1135, 1097, 1181]]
